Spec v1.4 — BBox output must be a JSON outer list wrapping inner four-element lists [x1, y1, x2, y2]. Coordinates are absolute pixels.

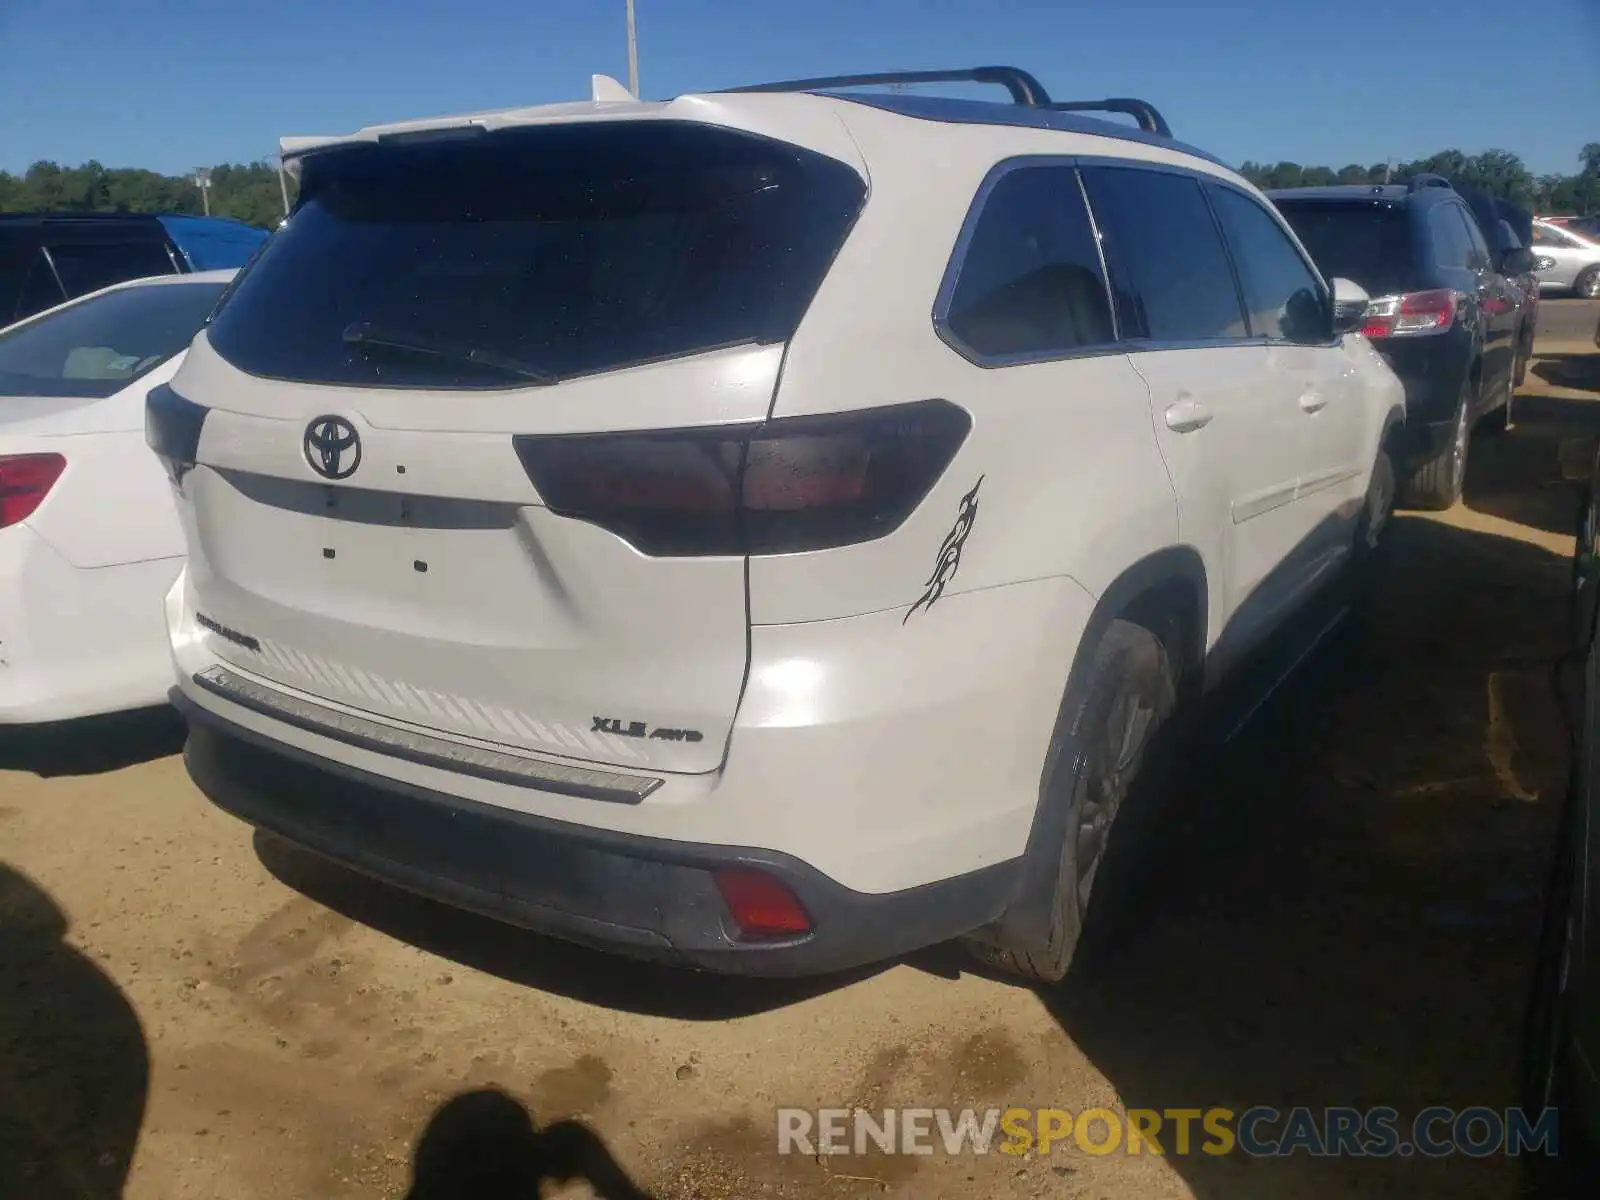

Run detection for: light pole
[[193, 167, 212, 217], [276, 158, 291, 217], [626, 0, 639, 98]]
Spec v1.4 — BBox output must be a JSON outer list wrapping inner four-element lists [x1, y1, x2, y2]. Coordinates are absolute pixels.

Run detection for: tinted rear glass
[[206, 123, 867, 389], [0, 281, 225, 398], [49, 240, 181, 298], [1273, 201, 1415, 296], [1080, 166, 1246, 342]]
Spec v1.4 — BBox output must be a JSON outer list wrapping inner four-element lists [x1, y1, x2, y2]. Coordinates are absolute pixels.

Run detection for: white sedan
[[0, 270, 234, 723]]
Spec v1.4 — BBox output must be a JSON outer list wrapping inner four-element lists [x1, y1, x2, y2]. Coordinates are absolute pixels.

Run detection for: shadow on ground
[[404, 1089, 654, 1200], [1465, 392, 1594, 535], [0, 707, 185, 778], [255, 833, 874, 1021], [1533, 354, 1600, 395], [0, 863, 148, 1199], [1043, 418, 1578, 1197]]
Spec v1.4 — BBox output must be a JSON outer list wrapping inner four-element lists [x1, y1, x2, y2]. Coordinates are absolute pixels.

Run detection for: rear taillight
[[1361, 289, 1458, 339], [713, 868, 812, 940], [0, 453, 66, 529], [512, 399, 972, 557], [145, 383, 210, 485]]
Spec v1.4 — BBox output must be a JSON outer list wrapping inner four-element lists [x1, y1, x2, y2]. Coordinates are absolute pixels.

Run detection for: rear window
[[206, 122, 867, 389], [0, 280, 226, 398], [1273, 201, 1416, 297]]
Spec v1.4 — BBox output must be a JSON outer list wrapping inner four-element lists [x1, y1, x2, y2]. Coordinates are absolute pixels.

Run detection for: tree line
[[2, 141, 1597, 228], [0, 161, 295, 229], [1239, 144, 1600, 214]]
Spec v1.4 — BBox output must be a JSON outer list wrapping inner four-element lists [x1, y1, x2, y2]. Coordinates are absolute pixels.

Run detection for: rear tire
[[1401, 381, 1471, 510], [966, 620, 1176, 984], [1575, 266, 1600, 300], [1513, 328, 1530, 389], [1481, 366, 1516, 435]]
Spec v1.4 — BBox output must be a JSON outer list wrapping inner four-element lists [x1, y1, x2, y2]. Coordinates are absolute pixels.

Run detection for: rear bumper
[[177, 698, 1019, 976], [166, 565, 1100, 973], [1386, 369, 1467, 470]]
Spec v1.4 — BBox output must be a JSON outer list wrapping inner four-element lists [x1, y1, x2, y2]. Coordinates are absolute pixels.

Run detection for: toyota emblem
[[304, 415, 361, 480]]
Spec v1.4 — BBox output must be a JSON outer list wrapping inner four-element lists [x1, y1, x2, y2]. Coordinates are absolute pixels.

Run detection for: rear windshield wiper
[[341, 321, 559, 385]]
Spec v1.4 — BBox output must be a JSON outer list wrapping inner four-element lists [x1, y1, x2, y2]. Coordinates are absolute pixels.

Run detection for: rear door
[[1208, 182, 1367, 586], [1081, 164, 1308, 670], [170, 120, 866, 775], [1451, 204, 1519, 402]]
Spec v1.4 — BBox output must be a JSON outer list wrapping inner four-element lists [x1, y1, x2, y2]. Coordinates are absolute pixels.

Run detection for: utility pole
[[193, 168, 212, 216], [1383, 158, 1394, 184], [626, 0, 640, 98], [277, 158, 291, 218]]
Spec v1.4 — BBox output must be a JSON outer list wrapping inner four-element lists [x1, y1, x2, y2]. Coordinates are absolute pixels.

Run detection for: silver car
[[1532, 219, 1600, 297]]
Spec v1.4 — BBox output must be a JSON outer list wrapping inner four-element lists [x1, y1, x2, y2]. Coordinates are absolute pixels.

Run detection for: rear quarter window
[[939, 163, 1114, 361], [206, 122, 867, 389]]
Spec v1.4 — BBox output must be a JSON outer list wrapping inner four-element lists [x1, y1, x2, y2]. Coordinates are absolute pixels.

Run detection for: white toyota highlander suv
[[149, 67, 1405, 981]]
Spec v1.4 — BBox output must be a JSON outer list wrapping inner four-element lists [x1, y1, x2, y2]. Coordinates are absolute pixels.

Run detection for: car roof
[[1268, 185, 1419, 204], [0, 210, 167, 226], [278, 76, 1226, 174], [118, 268, 238, 287]]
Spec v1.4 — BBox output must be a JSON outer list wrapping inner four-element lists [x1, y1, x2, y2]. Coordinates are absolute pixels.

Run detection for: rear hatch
[[167, 119, 866, 774], [1273, 199, 1417, 300]]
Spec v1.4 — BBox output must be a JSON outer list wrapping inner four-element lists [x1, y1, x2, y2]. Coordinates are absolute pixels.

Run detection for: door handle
[[1164, 399, 1213, 433], [1299, 391, 1328, 414]]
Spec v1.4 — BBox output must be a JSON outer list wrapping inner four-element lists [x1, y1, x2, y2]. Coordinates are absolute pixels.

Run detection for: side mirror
[[1330, 277, 1370, 335]]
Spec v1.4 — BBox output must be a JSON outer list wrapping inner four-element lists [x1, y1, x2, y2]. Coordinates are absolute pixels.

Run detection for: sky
[[1, 0, 1596, 179]]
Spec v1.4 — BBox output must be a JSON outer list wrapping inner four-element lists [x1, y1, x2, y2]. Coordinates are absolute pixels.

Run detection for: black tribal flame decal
[[905, 476, 983, 624]]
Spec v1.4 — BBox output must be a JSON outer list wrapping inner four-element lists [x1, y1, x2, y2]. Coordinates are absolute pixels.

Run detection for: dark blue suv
[[1271, 176, 1537, 509]]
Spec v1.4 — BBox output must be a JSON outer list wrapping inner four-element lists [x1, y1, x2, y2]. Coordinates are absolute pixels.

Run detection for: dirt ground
[[4, 303, 1599, 1200]]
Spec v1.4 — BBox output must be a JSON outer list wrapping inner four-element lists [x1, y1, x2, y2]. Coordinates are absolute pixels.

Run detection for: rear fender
[[976, 546, 1207, 951]]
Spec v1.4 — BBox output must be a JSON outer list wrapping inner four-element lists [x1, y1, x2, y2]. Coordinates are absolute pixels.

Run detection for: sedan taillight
[[0, 453, 67, 529]]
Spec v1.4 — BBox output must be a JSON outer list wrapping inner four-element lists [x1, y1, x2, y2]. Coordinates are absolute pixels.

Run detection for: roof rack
[[1407, 173, 1454, 192], [723, 66, 1051, 107], [1042, 98, 1170, 137], [720, 66, 1171, 136]]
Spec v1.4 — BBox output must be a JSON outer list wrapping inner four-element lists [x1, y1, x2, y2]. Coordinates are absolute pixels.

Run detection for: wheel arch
[[974, 546, 1208, 953]]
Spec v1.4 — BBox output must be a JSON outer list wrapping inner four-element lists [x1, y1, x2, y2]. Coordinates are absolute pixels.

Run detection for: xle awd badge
[[593, 717, 704, 743], [304, 415, 362, 480]]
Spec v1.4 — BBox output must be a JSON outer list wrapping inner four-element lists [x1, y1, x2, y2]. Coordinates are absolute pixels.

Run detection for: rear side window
[[0, 281, 226, 399], [1080, 166, 1246, 342], [1273, 201, 1415, 298], [1208, 186, 1330, 343], [1430, 207, 1474, 270], [940, 164, 1114, 361], [48, 241, 181, 298], [206, 123, 867, 389], [1454, 206, 1491, 268], [9, 251, 68, 323]]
